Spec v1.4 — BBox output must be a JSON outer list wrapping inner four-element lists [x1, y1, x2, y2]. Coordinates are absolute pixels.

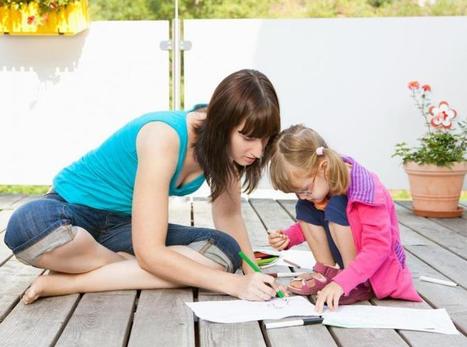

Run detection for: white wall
[[0, 21, 169, 184], [2, 18, 466, 190], [184, 17, 467, 189]]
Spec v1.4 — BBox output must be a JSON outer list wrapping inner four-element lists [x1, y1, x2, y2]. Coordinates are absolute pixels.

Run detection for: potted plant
[[0, 0, 89, 36], [393, 81, 466, 218]]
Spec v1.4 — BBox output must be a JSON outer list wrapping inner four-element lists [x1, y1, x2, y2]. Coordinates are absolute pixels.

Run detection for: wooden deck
[[0, 194, 466, 346]]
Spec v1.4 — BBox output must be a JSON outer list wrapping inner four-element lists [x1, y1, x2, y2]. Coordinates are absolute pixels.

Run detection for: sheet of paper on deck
[[186, 298, 459, 334], [323, 305, 458, 335], [186, 296, 318, 323]]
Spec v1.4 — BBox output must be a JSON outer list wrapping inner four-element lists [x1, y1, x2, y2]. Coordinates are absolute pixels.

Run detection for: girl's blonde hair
[[269, 124, 349, 195]]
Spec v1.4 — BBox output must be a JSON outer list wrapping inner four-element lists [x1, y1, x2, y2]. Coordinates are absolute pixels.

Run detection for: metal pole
[[172, 0, 181, 110]]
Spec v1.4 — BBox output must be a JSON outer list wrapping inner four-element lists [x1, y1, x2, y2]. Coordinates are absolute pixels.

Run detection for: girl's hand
[[315, 281, 344, 314], [232, 273, 279, 301], [268, 230, 290, 250]]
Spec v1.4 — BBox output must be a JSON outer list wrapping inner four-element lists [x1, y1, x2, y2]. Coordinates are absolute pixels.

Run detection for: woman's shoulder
[[137, 121, 180, 153]]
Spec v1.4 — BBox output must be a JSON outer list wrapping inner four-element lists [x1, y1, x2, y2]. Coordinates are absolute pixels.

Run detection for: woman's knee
[[187, 229, 242, 273], [5, 199, 67, 252], [4, 199, 84, 267]]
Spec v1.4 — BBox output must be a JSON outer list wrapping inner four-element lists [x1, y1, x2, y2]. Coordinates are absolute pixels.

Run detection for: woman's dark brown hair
[[193, 69, 281, 201]]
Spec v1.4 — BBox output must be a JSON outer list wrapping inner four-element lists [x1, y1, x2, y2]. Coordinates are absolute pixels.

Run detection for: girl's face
[[229, 120, 268, 167], [287, 161, 330, 203]]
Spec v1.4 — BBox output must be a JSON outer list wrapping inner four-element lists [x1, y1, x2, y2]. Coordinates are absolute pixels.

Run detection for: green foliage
[[0, 1, 78, 9], [393, 121, 467, 166], [368, 0, 393, 7], [86, 0, 467, 20], [0, 185, 49, 195], [2, 0, 466, 18]]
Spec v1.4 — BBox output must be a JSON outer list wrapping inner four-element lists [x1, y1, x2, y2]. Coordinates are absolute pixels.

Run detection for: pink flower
[[408, 81, 420, 90], [428, 101, 457, 129], [422, 84, 431, 92]]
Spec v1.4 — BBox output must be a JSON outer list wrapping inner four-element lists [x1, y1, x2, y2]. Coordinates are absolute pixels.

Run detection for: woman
[[4, 69, 282, 303]]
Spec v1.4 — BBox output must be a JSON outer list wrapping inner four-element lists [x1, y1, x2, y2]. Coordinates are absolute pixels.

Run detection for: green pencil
[[238, 251, 285, 298]]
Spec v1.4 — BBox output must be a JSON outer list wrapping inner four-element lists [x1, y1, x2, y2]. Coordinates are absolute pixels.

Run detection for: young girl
[[4, 69, 282, 304], [268, 124, 421, 313]]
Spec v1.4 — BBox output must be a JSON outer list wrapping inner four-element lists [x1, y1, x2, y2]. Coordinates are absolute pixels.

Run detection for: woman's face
[[229, 120, 269, 167]]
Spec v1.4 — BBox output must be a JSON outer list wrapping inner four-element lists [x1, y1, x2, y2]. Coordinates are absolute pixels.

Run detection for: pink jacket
[[332, 157, 422, 301]]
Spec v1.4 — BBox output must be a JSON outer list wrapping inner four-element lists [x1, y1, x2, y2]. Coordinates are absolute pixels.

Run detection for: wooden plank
[[0, 194, 24, 210], [56, 291, 136, 347], [262, 317, 338, 347], [168, 196, 192, 225], [399, 222, 467, 289], [0, 258, 43, 321], [249, 199, 308, 251], [198, 294, 265, 347], [395, 203, 467, 260], [404, 251, 467, 334], [249, 198, 338, 346], [328, 301, 408, 347], [192, 197, 215, 228], [397, 201, 466, 238], [193, 199, 266, 346], [0, 293, 79, 347], [249, 198, 296, 231], [128, 289, 195, 347], [373, 299, 467, 346], [275, 199, 297, 218], [10, 195, 41, 210], [242, 200, 270, 248], [0, 232, 13, 267], [128, 196, 195, 346], [0, 210, 13, 232], [0, 210, 14, 266]]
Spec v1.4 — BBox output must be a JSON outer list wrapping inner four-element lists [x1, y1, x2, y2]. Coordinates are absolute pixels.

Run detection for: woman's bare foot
[[22, 275, 48, 304], [22, 253, 134, 304], [22, 271, 80, 305]]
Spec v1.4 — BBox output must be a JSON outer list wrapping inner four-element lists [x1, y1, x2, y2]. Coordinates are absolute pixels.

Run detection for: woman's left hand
[[315, 281, 344, 314]]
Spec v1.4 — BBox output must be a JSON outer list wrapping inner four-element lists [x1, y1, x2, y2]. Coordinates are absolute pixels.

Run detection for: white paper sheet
[[186, 296, 318, 323], [254, 247, 316, 270], [322, 305, 459, 335], [186, 299, 459, 334]]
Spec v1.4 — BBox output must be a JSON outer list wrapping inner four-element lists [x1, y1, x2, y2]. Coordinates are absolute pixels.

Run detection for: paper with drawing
[[186, 296, 317, 323], [186, 298, 459, 334]]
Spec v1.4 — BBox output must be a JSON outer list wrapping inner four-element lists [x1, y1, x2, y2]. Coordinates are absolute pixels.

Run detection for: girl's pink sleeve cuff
[[283, 222, 305, 249]]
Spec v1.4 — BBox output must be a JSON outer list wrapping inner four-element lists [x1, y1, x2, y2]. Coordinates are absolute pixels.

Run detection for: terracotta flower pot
[[404, 161, 466, 218]]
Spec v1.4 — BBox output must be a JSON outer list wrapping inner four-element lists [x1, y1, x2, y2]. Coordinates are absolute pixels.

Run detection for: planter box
[[0, 0, 89, 36]]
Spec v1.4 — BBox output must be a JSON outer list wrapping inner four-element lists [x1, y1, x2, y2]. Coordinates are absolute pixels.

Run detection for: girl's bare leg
[[328, 222, 356, 267], [299, 221, 336, 267]]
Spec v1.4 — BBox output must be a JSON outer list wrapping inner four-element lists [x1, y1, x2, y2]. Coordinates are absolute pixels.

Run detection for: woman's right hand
[[268, 229, 290, 250], [231, 273, 278, 301]]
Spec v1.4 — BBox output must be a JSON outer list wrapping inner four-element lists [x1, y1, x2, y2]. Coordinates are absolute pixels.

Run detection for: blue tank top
[[53, 105, 207, 214]]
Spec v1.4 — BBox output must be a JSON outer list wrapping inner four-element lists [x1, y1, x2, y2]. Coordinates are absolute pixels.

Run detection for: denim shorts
[[295, 195, 350, 269], [4, 192, 241, 272]]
